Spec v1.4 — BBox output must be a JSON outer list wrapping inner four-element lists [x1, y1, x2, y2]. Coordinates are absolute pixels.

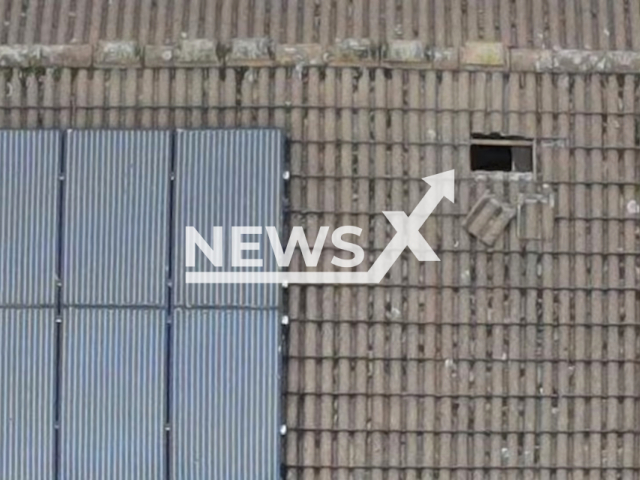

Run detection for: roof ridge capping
[[0, 44, 93, 68], [0, 39, 639, 73]]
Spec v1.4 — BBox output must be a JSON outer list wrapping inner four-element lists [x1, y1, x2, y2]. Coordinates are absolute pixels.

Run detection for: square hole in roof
[[470, 134, 533, 173]]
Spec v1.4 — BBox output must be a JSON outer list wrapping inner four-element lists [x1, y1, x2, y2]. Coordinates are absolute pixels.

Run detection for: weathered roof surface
[[0, 0, 639, 476], [1, 64, 633, 477], [1, 0, 640, 49]]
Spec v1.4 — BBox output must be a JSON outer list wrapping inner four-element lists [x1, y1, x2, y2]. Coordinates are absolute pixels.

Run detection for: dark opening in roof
[[470, 134, 533, 173]]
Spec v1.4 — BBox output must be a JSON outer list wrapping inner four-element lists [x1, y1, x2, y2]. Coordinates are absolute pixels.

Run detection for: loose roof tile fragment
[[517, 190, 555, 241], [464, 193, 516, 246]]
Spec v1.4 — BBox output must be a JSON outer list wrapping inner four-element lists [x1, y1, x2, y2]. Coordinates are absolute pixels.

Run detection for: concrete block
[[460, 41, 507, 68], [327, 38, 378, 66], [95, 41, 141, 67], [0, 45, 37, 67], [275, 43, 325, 66], [512, 48, 640, 73], [175, 39, 218, 66], [383, 40, 427, 65], [144, 45, 175, 67], [39, 45, 93, 67], [227, 37, 274, 66], [552, 49, 606, 73], [602, 50, 640, 72], [431, 47, 459, 69], [510, 48, 554, 72], [145, 40, 218, 67]]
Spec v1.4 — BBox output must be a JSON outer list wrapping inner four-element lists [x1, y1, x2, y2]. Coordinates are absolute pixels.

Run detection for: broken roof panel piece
[[464, 192, 516, 246]]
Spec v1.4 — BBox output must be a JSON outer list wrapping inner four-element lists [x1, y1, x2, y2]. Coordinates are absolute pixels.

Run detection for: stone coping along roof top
[[1, 39, 640, 74]]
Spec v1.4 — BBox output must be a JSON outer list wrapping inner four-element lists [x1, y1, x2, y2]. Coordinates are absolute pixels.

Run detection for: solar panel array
[[0, 129, 284, 479]]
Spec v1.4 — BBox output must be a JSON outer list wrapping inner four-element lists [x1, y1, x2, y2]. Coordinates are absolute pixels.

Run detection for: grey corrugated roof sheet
[[0, 130, 60, 307], [171, 129, 284, 479], [0, 309, 55, 479], [173, 129, 284, 308], [62, 130, 171, 307], [171, 308, 281, 479], [60, 308, 166, 479]]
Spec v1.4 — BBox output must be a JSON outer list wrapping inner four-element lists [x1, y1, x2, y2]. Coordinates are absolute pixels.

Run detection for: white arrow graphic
[[366, 169, 455, 283], [186, 170, 455, 284]]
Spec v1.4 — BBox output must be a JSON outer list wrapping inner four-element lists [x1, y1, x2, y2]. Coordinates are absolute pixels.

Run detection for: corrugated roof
[[0, 309, 55, 479], [59, 308, 166, 479], [0, 130, 60, 307], [171, 129, 284, 479], [173, 128, 284, 308], [62, 130, 171, 307], [171, 308, 281, 479], [1, 0, 640, 50]]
